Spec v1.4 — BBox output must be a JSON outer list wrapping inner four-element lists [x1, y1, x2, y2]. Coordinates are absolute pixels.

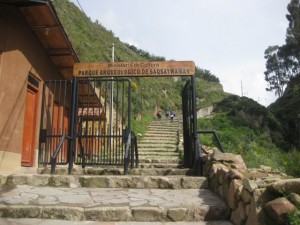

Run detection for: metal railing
[[124, 131, 139, 175], [197, 130, 225, 153], [51, 134, 71, 174]]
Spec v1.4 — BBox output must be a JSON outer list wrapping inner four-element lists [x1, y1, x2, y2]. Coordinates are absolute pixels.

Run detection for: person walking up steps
[[170, 111, 175, 122]]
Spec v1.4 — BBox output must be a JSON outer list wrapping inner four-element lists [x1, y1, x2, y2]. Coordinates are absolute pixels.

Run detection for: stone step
[[139, 152, 180, 157], [138, 146, 177, 151], [138, 151, 179, 155], [139, 163, 183, 169], [0, 186, 230, 222], [139, 158, 182, 164], [144, 131, 178, 136], [147, 127, 178, 132], [142, 133, 178, 141], [0, 219, 234, 225], [0, 174, 207, 189], [37, 167, 192, 176], [129, 168, 193, 176], [138, 140, 176, 145]]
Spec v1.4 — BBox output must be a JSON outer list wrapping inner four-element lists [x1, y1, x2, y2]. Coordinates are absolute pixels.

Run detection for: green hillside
[[53, 0, 300, 176], [52, 0, 222, 130], [270, 74, 300, 149]]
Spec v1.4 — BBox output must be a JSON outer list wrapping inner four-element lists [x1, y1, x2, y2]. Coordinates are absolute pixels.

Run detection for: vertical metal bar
[[115, 81, 119, 163], [191, 75, 202, 175], [99, 79, 103, 164], [68, 77, 77, 174], [49, 81, 56, 164], [104, 81, 108, 164], [62, 81, 67, 163], [128, 80, 131, 136], [122, 81, 125, 162], [58, 81, 62, 164], [38, 82, 46, 165]]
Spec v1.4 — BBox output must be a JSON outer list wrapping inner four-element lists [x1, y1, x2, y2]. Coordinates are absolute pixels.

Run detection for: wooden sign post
[[73, 61, 195, 77]]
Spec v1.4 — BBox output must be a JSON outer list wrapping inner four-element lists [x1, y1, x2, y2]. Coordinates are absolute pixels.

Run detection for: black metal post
[[191, 75, 202, 175], [68, 77, 78, 175]]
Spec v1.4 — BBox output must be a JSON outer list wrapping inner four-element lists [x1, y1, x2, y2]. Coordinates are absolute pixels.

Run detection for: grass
[[198, 112, 300, 177]]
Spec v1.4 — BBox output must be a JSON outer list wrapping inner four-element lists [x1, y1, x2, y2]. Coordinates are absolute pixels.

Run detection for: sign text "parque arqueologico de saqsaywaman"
[[73, 61, 196, 77]]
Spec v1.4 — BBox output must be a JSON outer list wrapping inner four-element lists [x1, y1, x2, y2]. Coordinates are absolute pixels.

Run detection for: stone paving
[[0, 118, 233, 224], [0, 218, 233, 225], [0, 185, 230, 222]]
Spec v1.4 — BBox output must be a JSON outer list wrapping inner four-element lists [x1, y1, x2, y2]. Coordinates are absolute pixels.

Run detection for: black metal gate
[[74, 78, 131, 167], [39, 80, 72, 166], [39, 78, 132, 172], [182, 76, 202, 175]]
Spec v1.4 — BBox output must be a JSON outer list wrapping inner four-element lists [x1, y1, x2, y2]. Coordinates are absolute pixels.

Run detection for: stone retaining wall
[[202, 146, 300, 225]]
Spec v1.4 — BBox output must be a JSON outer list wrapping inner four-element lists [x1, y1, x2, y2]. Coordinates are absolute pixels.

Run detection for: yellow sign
[[73, 61, 195, 77]]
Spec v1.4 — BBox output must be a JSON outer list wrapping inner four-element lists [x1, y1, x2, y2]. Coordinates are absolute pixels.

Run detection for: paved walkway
[[0, 218, 233, 225], [0, 186, 231, 222], [0, 186, 223, 208]]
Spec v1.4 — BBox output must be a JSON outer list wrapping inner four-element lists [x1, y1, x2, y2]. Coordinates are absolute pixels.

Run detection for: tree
[[264, 0, 300, 96], [195, 67, 220, 83], [264, 46, 290, 97]]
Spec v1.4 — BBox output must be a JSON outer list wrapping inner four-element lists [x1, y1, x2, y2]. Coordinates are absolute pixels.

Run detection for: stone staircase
[[0, 117, 232, 224]]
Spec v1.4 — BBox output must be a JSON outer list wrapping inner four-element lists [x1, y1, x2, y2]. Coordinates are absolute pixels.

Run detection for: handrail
[[124, 131, 139, 175], [197, 130, 225, 153], [51, 135, 71, 174]]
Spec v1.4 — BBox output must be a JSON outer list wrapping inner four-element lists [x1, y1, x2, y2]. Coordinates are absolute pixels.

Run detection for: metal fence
[[39, 78, 132, 170]]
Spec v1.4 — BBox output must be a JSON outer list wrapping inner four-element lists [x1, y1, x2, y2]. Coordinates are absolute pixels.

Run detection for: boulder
[[227, 179, 243, 209], [268, 178, 300, 195], [212, 151, 247, 170], [264, 197, 295, 224]]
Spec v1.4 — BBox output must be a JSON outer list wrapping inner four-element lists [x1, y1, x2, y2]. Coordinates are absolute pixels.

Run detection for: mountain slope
[[270, 74, 300, 149], [52, 0, 300, 176]]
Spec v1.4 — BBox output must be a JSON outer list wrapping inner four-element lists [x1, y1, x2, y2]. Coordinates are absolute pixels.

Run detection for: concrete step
[[0, 186, 230, 222], [0, 218, 234, 225], [0, 174, 207, 189]]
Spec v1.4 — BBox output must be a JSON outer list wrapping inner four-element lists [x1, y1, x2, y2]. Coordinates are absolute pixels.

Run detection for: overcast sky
[[70, 0, 290, 106]]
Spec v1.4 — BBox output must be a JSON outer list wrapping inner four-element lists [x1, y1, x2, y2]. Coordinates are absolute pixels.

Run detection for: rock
[[132, 207, 163, 221], [241, 188, 252, 204], [167, 208, 188, 221], [264, 197, 296, 224], [259, 165, 272, 172], [245, 199, 259, 225], [243, 180, 258, 193], [231, 201, 246, 225], [212, 151, 247, 170], [85, 207, 131, 221], [269, 178, 300, 195], [197, 106, 214, 118], [289, 193, 300, 206], [227, 179, 243, 209], [227, 169, 244, 180]]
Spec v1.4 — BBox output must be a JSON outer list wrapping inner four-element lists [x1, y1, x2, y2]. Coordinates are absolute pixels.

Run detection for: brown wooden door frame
[[21, 81, 39, 167]]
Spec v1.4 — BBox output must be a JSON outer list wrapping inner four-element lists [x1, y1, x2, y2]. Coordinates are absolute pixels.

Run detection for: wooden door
[[21, 85, 39, 166]]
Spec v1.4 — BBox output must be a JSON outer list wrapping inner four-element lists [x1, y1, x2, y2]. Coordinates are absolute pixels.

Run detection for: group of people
[[156, 110, 176, 122]]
